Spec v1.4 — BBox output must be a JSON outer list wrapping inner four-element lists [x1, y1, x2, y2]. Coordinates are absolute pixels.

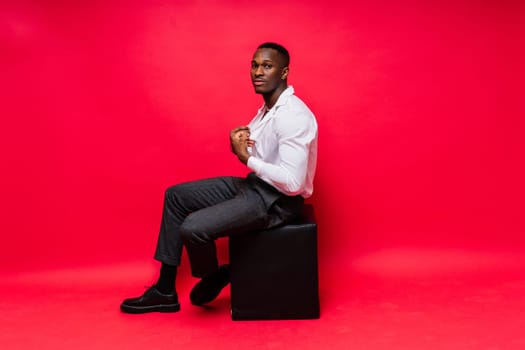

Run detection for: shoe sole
[[120, 303, 181, 314], [190, 265, 231, 306], [190, 280, 230, 306]]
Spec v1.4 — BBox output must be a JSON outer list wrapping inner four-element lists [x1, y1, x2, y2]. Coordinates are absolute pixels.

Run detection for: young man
[[120, 42, 318, 314]]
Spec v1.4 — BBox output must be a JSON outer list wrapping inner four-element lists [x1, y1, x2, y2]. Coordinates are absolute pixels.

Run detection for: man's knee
[[165, 184, 182, 201], [164, 184, 191, 214]]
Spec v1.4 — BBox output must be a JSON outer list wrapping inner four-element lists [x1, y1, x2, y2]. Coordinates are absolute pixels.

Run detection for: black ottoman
[[229, 204, 320, 320]]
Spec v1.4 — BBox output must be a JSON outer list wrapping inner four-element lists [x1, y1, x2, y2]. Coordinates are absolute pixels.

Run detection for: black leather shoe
[[120, 286, 180, 314], [190, 265, 231, 306]]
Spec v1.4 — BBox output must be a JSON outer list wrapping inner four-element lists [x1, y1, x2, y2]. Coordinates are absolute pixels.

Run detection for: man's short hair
[[257, 42, 290, 67]]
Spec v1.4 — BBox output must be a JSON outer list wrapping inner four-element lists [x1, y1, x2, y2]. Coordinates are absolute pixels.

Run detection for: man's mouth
[[253, 80, 265, 86]]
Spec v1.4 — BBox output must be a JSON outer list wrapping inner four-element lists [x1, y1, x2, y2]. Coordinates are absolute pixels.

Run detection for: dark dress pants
[[154, 174, 303, 277]]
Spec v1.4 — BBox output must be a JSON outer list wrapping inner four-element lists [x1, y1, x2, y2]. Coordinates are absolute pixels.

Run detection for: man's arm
[[247, 113, 316, 195]]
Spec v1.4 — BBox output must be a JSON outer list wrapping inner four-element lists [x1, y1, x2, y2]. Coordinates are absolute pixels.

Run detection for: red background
[[1, 0, 524, 274], [2, 2, 525, 349]]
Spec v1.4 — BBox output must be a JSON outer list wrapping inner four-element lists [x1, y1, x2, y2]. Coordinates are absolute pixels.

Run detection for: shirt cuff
[[247, 156, 264, 175]]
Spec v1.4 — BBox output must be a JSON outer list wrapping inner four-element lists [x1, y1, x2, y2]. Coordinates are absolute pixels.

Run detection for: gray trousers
[[154, 172, 304, 277]]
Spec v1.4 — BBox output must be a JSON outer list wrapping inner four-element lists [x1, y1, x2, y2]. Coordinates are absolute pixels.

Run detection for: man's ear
[[281, 67, 289, 80]]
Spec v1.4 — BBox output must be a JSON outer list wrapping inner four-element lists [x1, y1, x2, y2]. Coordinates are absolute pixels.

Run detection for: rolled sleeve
[[247, 156, 264, 175]]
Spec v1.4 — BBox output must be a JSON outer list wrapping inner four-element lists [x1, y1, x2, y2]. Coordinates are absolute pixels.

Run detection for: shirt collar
[[258, 86, 295, 113]]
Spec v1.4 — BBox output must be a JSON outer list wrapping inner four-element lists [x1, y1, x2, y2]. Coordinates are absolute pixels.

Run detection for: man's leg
[[179, 183, 270, 305], [121, 176, 245, 314], [180, 182, 269, 277], [154, 176, 246, 269]]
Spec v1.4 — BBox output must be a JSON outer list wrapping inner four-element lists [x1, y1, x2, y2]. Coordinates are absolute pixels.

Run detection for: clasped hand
[[230, 126, 255, 164]]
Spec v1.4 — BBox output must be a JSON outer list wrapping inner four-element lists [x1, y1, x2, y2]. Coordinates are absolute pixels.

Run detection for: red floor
[[2, 248, 524, 350]]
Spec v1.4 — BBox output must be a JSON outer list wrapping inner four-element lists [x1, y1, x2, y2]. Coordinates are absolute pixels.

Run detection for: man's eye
[[264, 64, 272, 69]]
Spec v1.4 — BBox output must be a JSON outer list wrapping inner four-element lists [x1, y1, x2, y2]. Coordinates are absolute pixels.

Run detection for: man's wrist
[[238, 153, 250, 165], [246, 155, 261, 173]]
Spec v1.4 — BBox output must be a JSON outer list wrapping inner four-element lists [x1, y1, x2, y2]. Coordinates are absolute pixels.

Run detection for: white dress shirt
[[247, 86, 318, 198]]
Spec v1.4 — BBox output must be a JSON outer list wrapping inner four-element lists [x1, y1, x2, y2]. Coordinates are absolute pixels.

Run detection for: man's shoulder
[[279, 94, 315, 118], [274, 96, 317, 135]]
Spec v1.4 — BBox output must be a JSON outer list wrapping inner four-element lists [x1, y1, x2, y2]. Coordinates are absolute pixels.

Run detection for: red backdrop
[[1, 1, 524, 273]]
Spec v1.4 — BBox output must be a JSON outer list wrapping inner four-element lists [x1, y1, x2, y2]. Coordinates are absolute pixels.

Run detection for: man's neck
[[262, 84, 288, 110]]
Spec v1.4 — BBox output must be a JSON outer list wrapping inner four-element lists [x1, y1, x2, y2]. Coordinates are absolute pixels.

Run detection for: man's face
[[251, 48, 288, 95]]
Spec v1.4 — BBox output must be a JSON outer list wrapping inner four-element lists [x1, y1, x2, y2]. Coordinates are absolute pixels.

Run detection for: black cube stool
[[229, 204, 320, 320]]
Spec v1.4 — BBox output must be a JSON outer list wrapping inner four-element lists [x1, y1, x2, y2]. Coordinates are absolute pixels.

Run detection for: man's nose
[[255, 66, 264, 76]]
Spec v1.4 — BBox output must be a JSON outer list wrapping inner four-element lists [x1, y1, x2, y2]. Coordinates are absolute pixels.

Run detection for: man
[[120, 42, 318, 314]]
